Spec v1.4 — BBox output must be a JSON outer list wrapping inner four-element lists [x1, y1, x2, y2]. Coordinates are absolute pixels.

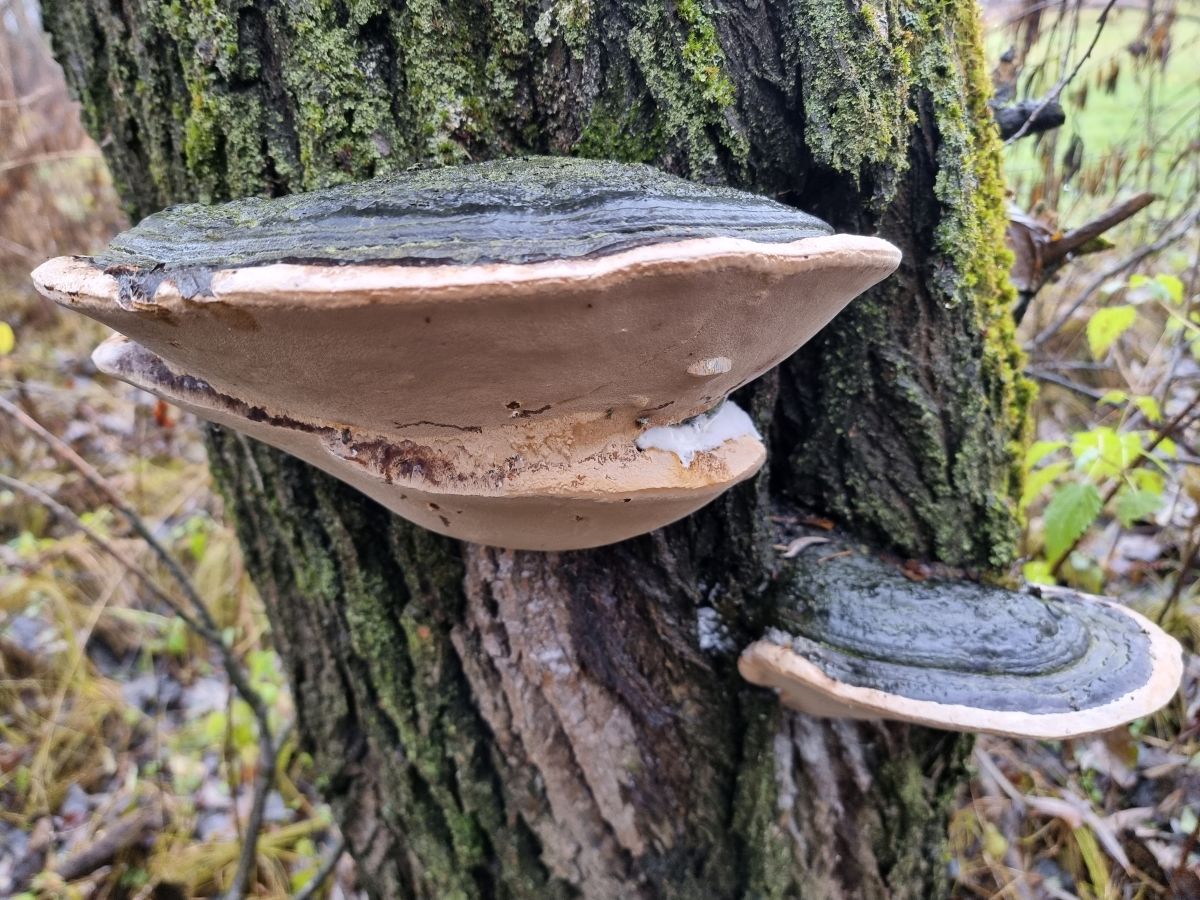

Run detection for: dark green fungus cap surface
[[776, 553, 1152, 715], [96, 157, 833, 273]]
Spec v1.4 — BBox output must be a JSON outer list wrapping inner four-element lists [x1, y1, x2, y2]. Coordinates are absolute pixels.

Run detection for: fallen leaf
[[774, 536, 831, 558]]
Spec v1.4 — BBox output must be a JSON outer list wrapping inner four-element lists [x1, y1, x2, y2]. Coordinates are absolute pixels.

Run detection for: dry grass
[[0, 8, 347, 898]]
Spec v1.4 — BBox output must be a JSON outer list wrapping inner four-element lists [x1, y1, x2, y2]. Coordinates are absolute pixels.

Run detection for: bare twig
[[1157, 507, 1200, 625], [0, 472, 208, 635], [0, 148, 104, 174], [54, 804, 168, 882], [1049, 193, 1158, 263], [224, 721, 293, 900], [0, 83, 55, 108], [1030, 205, 1200, 351], [1010, 194, 1157, 323], [292, 833, 346, 900], [1026, 367, 1108, 400], [992, 97, 1066, 141], [1005, 0, 1119, 145], [0, 395, 215, 631], [1, 397, 284, 900]]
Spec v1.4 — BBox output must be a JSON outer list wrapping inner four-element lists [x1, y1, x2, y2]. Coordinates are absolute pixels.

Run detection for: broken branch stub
[[33, 157, 899, 549], [739, 536, 1182, 738]]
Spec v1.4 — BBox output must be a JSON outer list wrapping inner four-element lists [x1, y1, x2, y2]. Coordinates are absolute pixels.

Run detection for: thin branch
[[0, 83, 55, 108], [0, 472, 207, 635], [0, 395, 219, 637], [292, 833, 346, 900], [223, 721, 293, 900], [0, 396, 281, 900], [992, 97, 1066, 141], [1029, 205, 1200, 351], [1005, 0, 1119, 145], [1026, 367, 1107, 400], [1047, 192, 1157, 264], [1157, 508, 1200, 625], [0, 148, 104, 174]]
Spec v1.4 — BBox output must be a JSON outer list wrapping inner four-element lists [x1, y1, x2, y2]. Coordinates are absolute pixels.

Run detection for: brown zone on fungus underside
[[118, 342, 729, 494], [116, 347, 325, 436], [392, 419, 485, 434], [344, 438, 460, 486]]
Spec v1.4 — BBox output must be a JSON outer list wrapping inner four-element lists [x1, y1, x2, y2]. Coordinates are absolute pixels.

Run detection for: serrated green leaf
[[1022, 459, 1070, 509], [1044, 482, 1102, 563], [1087, 304, 1137, 359], [1025, 439, 1067, 470], [1114, 488, 1162, 527]]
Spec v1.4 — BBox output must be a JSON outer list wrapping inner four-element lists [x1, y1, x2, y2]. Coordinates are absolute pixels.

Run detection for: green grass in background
[[988, 2, 1199, 218]]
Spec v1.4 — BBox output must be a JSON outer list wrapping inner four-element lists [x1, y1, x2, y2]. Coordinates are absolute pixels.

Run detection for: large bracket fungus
[[739, 532, 1183, 738], [33, 157, 899, 550]]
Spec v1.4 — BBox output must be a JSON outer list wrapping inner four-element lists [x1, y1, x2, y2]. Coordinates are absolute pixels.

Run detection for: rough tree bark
[[42, 0, 1030, 896]]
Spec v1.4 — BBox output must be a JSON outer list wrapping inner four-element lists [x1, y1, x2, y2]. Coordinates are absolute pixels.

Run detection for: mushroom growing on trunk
[[33, 156, 899, 550], [739, 530, 1182, 738]]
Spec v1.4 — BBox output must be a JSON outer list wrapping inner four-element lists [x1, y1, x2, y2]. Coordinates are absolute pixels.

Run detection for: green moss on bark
[[204, 432, 570, 898], [783, 0, 1030, 567], [789, 0, 914, 199]]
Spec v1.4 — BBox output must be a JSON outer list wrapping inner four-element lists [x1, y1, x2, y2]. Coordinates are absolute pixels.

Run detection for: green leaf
[[1133, 395, 1162, 422], [1098, 389, 1128, 407], [1087, 304, 1137, 359], [166, 617, 189, 656], [1044, 482, 1102, 563], [1156, 436, 1177, 458], [982, 822, 1009, 859], [0, 321, 13, 356], [1022, 460, 1070, 509], [1128, 273, 1182, 305], [1132, 468, 1165, 495], [1071, 426, 1140, 479], [1025, 439, 1067, 470], [189, 531, 207, 560], [1023, 559, 1056, 585], [1115, 488, 1162, 527], [1156, 273, 1184, 304]]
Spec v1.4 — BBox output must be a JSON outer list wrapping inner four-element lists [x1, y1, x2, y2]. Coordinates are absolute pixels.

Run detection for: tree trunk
[[41, 0, 1028, 896]]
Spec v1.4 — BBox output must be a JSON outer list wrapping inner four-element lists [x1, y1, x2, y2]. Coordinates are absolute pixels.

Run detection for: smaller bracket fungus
[[739, 536, 1183, 738], [33, 157, 900, 549]]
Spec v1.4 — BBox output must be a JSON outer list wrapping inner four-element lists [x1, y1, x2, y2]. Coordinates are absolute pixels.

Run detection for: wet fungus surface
[[739, 543, 1182, 738], [34, 156, 901, 549]]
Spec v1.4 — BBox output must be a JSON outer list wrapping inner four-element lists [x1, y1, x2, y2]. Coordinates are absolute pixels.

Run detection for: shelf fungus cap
[[33, 157, 901, 550], [739, 562, 1182, 738]]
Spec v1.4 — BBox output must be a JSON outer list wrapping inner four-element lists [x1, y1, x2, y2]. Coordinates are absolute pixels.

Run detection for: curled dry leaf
[[773, 536, 831, 558]]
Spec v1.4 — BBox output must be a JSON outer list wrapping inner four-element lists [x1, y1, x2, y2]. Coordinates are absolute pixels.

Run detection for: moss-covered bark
[[41, 0, 1026, 895]]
